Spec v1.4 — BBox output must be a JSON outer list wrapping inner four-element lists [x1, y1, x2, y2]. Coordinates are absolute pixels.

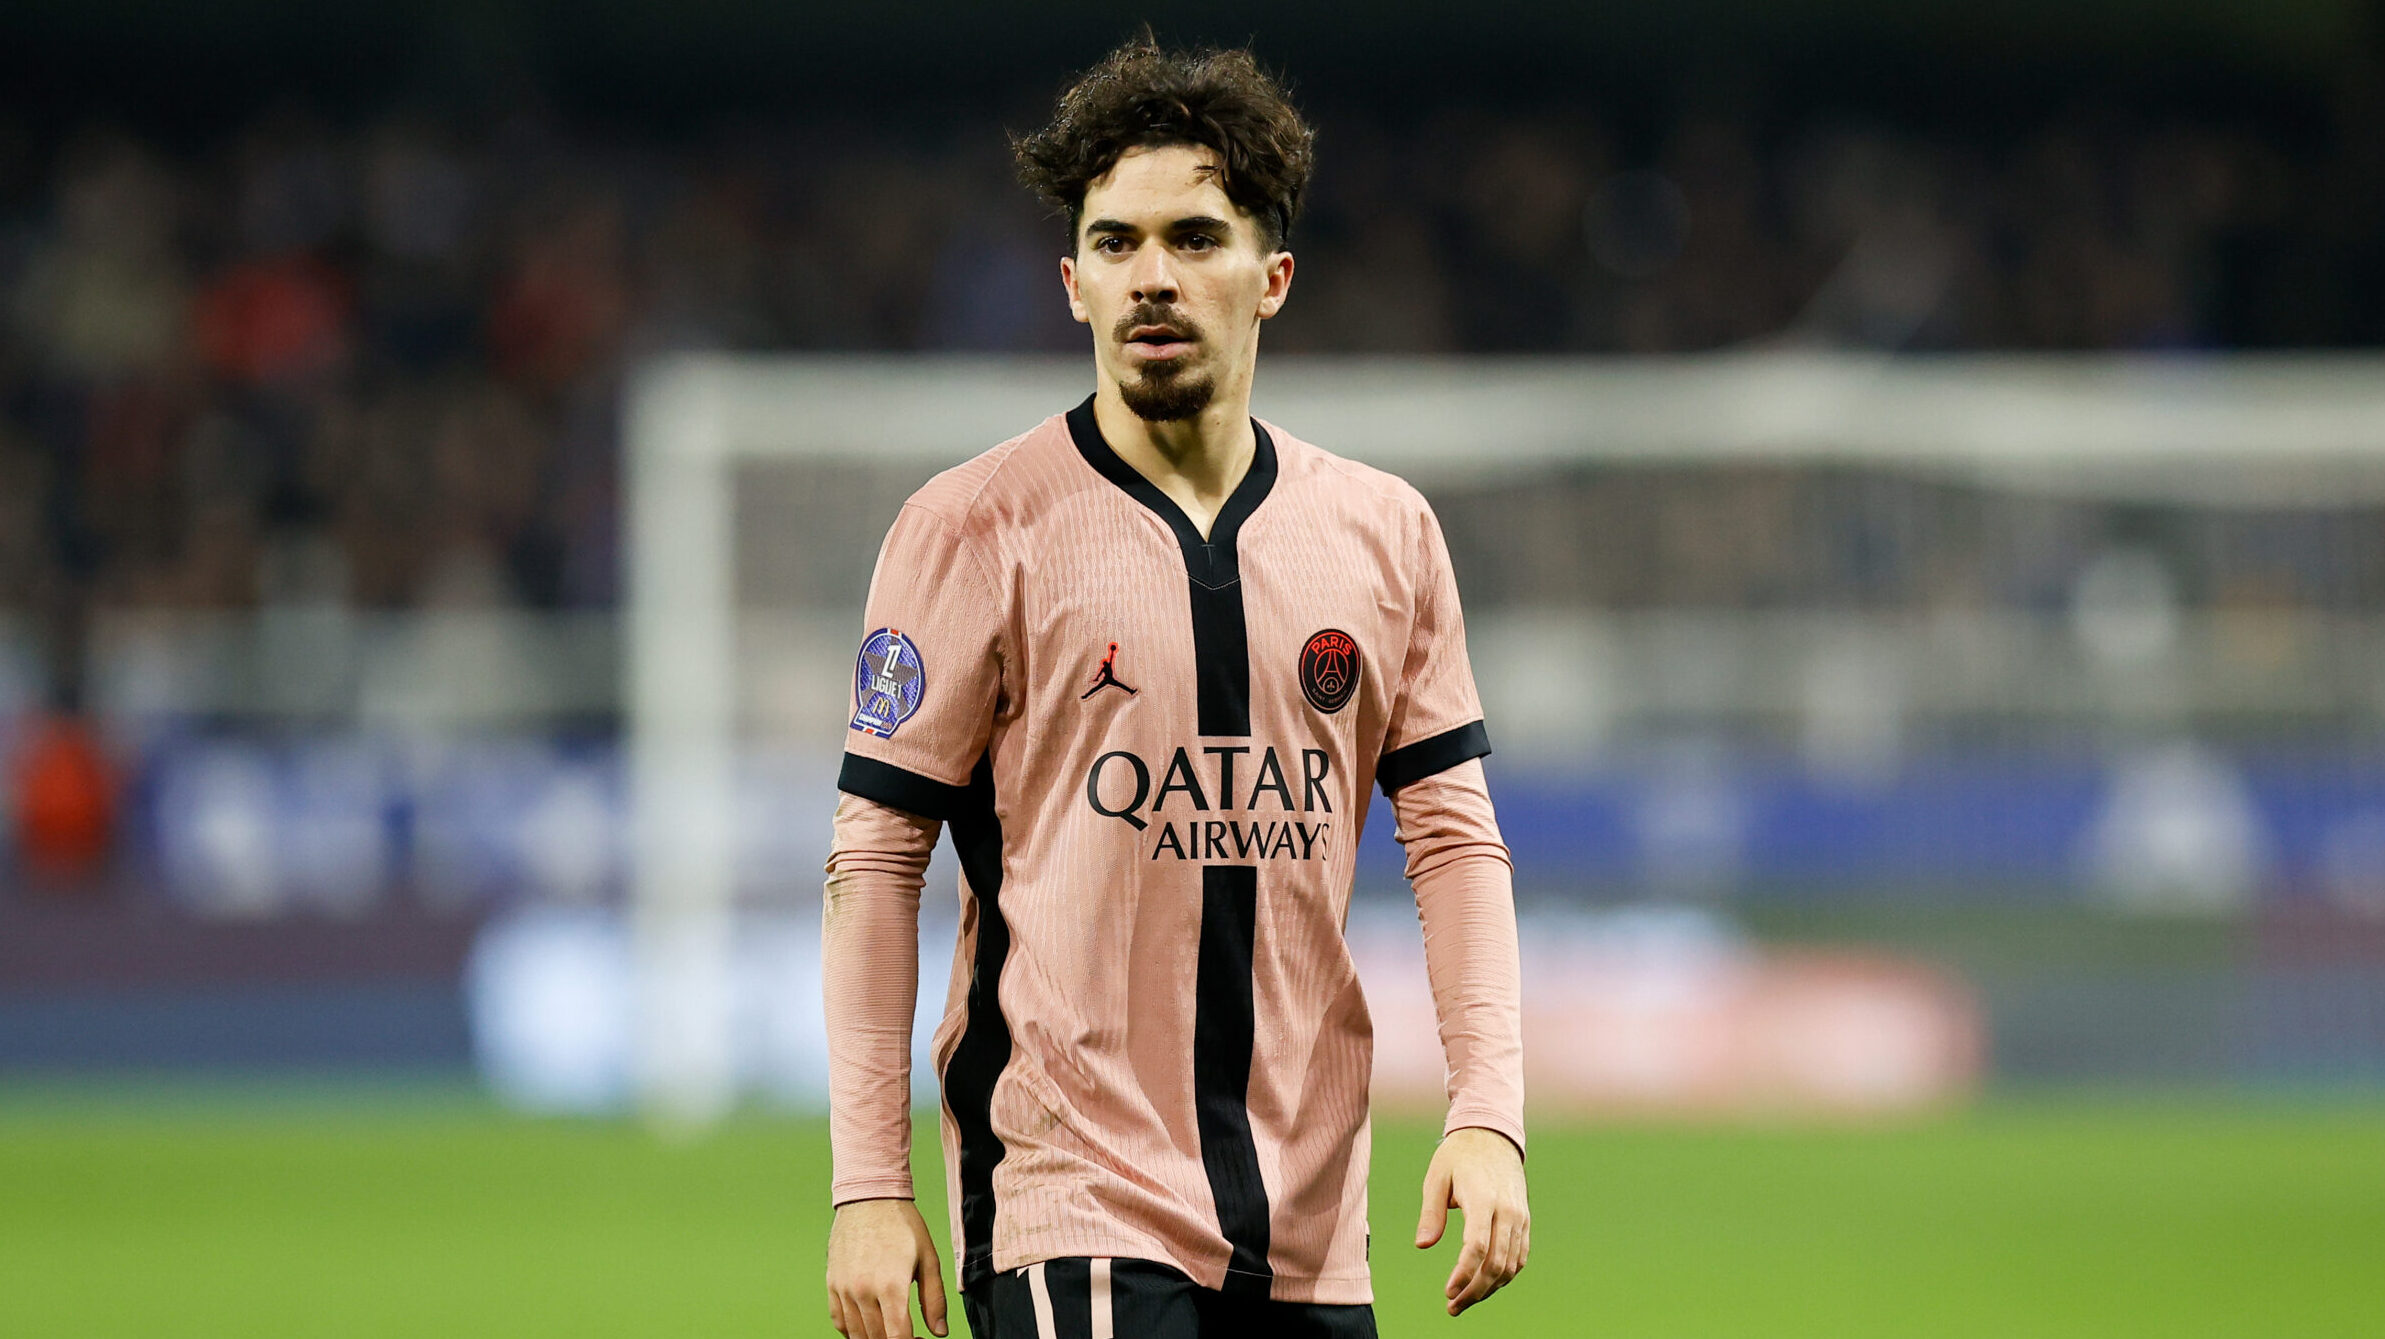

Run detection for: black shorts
[[961, 1258, 1376, 1339]]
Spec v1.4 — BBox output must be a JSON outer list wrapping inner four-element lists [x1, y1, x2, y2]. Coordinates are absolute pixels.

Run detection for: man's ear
[[1060, 254, 1089, 325], [1257, 249, 1295, 320]]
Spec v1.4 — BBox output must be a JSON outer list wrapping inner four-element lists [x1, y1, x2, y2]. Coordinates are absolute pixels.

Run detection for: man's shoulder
[[896, 412, 1076, 538], [1263, 420, 1435, 520]]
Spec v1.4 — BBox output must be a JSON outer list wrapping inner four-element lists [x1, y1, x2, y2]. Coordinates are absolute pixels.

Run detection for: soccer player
[[822, 36, 1527, 1339]]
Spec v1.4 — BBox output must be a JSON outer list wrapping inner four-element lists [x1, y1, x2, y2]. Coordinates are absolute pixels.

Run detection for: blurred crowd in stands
[[3, 83, 2384, 643], [3, 77, 2384, 911]]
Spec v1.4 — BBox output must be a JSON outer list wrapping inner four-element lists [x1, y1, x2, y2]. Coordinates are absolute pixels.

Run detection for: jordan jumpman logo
[[1081, 642, 1138, 699]]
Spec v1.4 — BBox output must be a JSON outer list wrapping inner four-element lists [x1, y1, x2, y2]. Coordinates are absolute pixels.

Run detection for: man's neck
[[1090, 382, 1256, 540]]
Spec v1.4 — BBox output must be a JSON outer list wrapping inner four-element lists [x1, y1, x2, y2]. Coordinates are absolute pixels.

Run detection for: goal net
[[623, 352, 2385, 1126]]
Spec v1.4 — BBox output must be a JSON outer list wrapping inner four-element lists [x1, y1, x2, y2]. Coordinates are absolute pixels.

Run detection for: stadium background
[[3, 2, 2383, 1335]]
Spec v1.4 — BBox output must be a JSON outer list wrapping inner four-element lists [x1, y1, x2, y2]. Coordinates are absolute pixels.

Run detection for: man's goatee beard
[[1119, 367, 1217, 422]]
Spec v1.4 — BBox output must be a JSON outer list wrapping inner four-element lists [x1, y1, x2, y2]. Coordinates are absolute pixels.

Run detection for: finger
[[1476, 1216, 1509, 1296], [880, 1287, 915, 1339], [1415, 1162, 1452, 1247], [1486, 1215, 1521, 1290], [838, 1289, 873, 1339], [1451, 1228, 1504, 1315], [916, 1247, 949, 1337], [1444, 1219, 1487, 1300], [1454, 1264, 1493, 1313], [829, 1289, 849, 1338], [1449, 1210, 1500, 1312]]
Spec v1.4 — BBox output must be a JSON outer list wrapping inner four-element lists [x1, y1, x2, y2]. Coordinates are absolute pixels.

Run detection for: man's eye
[[1182, 234, 1216, 251], [1095, 236, 1128, 254]]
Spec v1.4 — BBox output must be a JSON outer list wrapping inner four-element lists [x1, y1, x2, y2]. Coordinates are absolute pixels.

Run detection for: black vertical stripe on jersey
[[1069, 399, 1277, 1287], [1194, 863, 1273, 1295], [939, 753, 1014, 1286], [1185, 579, 1251, 737], [1066, 396, 1276, 736]]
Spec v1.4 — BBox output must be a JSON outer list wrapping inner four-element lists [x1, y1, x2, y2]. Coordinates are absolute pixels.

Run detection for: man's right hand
[[826, 1198, 949, 1339]]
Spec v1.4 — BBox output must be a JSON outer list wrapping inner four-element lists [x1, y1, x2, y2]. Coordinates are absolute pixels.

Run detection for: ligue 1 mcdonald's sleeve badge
[[1299, 628, 1361, 714], [850, 628, 926, 737]]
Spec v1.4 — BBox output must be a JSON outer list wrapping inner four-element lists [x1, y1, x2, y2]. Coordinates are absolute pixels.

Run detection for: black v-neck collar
[[1066, 395, 1277, 590]]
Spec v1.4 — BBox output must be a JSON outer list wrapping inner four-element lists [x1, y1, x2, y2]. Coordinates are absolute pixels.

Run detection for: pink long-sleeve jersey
[[825, 399, 1523, 1306]]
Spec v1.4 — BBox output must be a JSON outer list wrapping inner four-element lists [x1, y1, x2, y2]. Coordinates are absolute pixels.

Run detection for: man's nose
[[1128, 248, 1180, 304]]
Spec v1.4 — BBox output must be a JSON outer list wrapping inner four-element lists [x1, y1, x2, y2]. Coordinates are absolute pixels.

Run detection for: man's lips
[[1125, 327, 1195, 360]]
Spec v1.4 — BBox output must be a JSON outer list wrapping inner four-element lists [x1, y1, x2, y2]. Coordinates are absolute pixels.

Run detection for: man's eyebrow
[[1083, 216, 1234, 238]]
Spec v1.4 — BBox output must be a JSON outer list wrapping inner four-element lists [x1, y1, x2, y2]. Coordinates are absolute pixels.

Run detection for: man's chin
[[1119, 367, 1217, 423]]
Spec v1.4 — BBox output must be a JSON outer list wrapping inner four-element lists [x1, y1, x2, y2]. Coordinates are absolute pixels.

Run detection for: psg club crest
[[850, 628, 926, 737], [1300, 628, 1361, 714]]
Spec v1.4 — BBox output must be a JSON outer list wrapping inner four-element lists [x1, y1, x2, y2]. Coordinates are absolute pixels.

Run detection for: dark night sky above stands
[[2, 0, 2371, 141]]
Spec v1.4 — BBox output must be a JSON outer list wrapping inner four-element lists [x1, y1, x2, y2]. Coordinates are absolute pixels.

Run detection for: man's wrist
[[830, 1179, 919, 1208], [1443, 1122, 1527, 1162]]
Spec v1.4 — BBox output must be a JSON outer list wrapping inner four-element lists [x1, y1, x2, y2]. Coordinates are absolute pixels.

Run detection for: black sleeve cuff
[[839, 753, 970, 822], [1377, 720, 1493, 794]]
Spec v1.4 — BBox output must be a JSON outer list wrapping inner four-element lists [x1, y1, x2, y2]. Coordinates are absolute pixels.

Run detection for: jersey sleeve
[[1377, 497, 1492, 794], [836, 503, 1007, 820], [823, 792, 940, 1204]]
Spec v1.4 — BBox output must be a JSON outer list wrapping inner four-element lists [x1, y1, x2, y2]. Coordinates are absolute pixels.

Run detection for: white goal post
[[623, 350, 2385, 1129]]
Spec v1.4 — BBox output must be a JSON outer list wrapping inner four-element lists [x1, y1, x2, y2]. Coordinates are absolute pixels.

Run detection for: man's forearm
[[824, 793, 940, 1204], [1392, 759, 1526, 1157], [1413, 854, 1526, 1155]]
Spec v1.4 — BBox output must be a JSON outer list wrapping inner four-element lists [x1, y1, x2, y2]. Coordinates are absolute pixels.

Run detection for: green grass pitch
[[3, 1090, 2380, 1337]]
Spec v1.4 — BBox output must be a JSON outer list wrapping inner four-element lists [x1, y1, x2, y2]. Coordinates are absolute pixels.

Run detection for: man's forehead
[[1084, 144, 1237, 215]]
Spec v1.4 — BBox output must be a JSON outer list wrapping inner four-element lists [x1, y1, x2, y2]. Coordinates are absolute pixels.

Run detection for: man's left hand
[[1413, 1126, 1530, 1316]]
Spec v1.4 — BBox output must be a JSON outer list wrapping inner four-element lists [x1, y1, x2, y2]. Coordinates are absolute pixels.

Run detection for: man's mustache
[[1112, 304, 1205, 344]]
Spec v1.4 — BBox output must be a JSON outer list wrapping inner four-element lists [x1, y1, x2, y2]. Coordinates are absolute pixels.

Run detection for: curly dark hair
[[1013, 34, 1316, 253]]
